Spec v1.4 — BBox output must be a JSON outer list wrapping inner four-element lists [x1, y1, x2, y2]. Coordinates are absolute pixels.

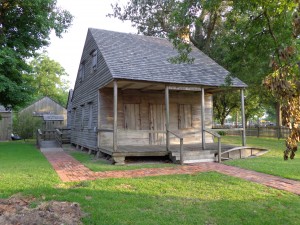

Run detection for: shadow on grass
[[12, 172, 300, 225]]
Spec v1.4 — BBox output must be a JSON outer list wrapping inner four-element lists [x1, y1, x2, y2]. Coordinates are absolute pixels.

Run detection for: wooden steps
[[39, 140, 60, 148], [169, 150, 217, 163]]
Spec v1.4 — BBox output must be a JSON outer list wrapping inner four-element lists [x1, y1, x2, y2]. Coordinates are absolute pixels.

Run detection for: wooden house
[[0, 105, 12, 141], [18, 97, 67, 137], [70, 28, 247, 164]]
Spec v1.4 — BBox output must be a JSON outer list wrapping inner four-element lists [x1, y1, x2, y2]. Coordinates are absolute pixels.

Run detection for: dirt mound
[[0, 195, 84, 225]]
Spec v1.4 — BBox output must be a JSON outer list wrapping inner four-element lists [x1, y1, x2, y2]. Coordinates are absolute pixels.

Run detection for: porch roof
[[89, 28, 247, 88]]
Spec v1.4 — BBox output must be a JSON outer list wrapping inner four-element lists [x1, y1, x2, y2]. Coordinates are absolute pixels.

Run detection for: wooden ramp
[[217, 146, 269, 161], [39, 140, 64, 153]]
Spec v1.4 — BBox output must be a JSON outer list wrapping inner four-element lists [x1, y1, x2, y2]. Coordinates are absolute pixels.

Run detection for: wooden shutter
[[179, 104, 192, 129], [124, 104, 141, 130], [92, 50, 97, 70], [79, 63, 85, 81], [88, 104, 93, 129], [72, 108, 76, 130], [81, 105, 85, 128]]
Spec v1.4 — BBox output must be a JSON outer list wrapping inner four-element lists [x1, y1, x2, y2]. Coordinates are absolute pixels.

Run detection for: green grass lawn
[[222, 136, 300, 180], [70, 151, 177, 172], [1, 141, 300, 224]]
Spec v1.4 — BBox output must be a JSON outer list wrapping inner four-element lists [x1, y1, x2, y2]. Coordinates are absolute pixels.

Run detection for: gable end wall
[[71, 30, 113, 150]]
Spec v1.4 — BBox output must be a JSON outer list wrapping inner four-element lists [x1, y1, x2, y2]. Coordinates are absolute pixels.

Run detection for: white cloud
[[46, 0, 136, 89]]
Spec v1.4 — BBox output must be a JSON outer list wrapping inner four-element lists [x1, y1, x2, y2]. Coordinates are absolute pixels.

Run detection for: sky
[[46, 0, 137, 89]]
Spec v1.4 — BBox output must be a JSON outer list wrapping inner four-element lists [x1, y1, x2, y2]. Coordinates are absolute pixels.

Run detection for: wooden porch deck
[[98, 143, 238, 157]]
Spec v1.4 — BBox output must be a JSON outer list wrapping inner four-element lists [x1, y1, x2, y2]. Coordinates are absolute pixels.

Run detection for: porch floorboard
[[99, 143, 239, 157]]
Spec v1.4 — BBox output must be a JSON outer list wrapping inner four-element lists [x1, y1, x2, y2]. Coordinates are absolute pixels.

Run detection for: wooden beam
[[168, 86, 202, 92], [121, 83, 135, 90], [165, 85, 170, 151], [241, 89, 246, 146], [113, 80, 118, 151], [140, 84, 158, 91], [201, 89, 206, 149]]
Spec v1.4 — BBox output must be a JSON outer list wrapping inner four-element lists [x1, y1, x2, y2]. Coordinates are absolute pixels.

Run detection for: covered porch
[[97, 80, 248, 165]]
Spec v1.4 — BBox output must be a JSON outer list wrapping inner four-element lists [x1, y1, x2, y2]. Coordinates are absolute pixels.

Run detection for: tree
[[0, 0, 72, 108], [27, 54, 70, 106], [264, 0, 300, 160], [213, 90, 240, 126]]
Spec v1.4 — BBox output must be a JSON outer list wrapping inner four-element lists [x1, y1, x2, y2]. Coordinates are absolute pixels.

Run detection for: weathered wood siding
[[18, 97, 67, 137], [71, 30, 113, 150], [99, 89, 213, 147], [20, 97, 67, 123], [0, 111, 12, 141], [66, 90, 73, 129]]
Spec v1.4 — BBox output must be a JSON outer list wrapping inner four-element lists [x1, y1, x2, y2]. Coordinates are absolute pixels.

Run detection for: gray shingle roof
[[0, 105, 10, 112], [89, 28, 246, 88]]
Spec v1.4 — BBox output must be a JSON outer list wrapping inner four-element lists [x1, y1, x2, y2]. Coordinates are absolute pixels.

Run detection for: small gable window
[[79, 62, 85, 82], [91, 50, 97, 71]]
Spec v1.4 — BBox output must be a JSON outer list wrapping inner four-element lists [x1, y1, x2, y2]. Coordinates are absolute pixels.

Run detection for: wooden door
[[149, 104, 165, 145], [0, 114, 10, 141], [124, 104, 141, 130]]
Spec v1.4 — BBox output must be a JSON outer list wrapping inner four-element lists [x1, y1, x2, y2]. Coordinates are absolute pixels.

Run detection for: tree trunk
[[220, 117, 225, 127], [276, 102, 282, 139]]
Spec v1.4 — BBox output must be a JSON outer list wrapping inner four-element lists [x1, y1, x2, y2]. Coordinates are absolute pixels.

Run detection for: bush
[[217, 131, 227, 136]]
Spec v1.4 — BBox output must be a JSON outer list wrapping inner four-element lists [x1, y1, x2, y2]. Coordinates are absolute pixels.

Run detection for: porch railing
[[167, 130, 184, 164], [97, 128, 167, 151], [36, 129, 43, 147], [203, 128, 222, 163], [55, 128, 71, 147]]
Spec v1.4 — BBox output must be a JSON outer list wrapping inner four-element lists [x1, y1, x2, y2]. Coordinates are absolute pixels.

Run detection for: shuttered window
[[81, 105, 85, 128], [124, 104, 141, 130], [88, 103, 93, 129], [178, 104, 192, 129], [91, 50, 97, 71], [79, 62, 85, 82], [72, 108, 76, 130]]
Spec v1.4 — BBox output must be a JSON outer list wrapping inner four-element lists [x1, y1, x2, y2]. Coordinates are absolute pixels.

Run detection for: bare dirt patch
[[0, 195, 84, 225]]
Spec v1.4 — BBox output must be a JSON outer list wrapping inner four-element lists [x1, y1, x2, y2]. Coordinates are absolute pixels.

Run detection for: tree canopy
[[0, 0, 73, 108], [27, 54, 70, 106]]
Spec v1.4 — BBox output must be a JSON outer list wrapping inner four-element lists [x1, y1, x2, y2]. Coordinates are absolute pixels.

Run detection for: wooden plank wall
[[99, 89, 213, 147], [70, 30, 113, 150], [0, 112, 12, 141], [20, 97, 67, 125]]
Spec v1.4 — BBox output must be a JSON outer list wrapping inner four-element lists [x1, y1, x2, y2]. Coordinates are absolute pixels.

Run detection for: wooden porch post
[[241, 89, 246, 146], [113, 80, 118, 152], [165, 85, 170, 151], [201, 88, 206, 149]]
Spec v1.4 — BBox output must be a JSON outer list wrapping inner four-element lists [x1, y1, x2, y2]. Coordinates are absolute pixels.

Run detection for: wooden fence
[[220, 126, 290, 139]]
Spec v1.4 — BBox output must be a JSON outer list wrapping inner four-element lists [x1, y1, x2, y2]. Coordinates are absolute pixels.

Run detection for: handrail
[[204, 128, 222, 163], [211, 128, 243, 132], [167, 130, 184, 165], [98, 129, 166, 134], [204, 128, 221, 138], [55, 129, 63, 147], [36, 129, 43, 147], [98, 128, 114, 132]]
